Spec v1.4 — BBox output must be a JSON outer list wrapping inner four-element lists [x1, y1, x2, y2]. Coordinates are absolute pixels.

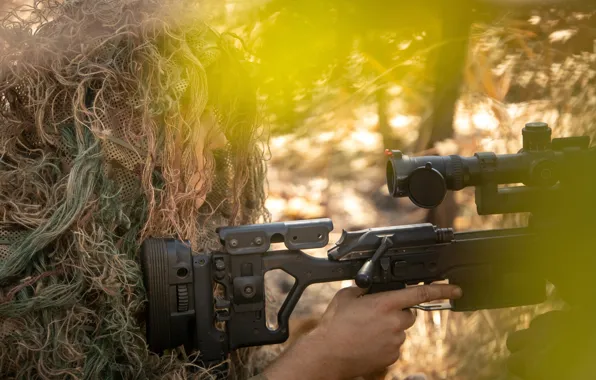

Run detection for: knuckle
[[335, 287, 353, 300], [380, 352, 400, 368], [328, 296, 343, 309], [387, 350, 401, 366], [392, 320, 404, 333], [399, 310, 416, 329], [336, 286, 351, 295], [393, 312, 412, 331], [396, 331, 407, 346], [407, 310, 418, 327]]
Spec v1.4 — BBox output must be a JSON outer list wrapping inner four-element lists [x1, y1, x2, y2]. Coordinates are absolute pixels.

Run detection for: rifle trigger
[[215, 310, 231, 322], [412, 302, 452, 311], [215, 298, 231, 309]]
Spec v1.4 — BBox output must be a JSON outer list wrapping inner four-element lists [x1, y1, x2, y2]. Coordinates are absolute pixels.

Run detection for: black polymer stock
[[140, 122, 596, 372]]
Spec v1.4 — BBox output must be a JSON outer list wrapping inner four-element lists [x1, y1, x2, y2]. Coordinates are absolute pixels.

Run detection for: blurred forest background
[[2, 0, 596, 379], [207, 1, 595, 379]]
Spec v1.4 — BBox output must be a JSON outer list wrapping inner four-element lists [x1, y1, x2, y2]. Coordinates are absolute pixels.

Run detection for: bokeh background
[[202, 1, 595, 379], [2, 0, 595, 379]]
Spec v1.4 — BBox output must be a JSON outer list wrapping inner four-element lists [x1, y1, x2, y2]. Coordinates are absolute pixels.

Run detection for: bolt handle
[[355, 236, 393, 288]]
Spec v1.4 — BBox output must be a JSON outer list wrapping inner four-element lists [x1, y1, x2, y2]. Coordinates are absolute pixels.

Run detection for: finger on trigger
[[386, 284, 463, 310]]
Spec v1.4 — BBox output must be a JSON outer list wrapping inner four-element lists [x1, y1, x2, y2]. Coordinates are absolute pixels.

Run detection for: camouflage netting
[[0, 0, 270, 378]]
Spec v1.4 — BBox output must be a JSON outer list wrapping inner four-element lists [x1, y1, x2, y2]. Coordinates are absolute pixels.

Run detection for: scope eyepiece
[[386, 152, 467, 209], [386, 158, 449, 208]]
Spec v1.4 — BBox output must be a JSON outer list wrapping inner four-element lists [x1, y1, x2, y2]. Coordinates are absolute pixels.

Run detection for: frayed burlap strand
[[0, 0, 270, 379]]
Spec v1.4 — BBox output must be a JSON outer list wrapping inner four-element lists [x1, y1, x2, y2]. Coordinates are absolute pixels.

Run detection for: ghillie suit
[[0, 0, 270, 378]]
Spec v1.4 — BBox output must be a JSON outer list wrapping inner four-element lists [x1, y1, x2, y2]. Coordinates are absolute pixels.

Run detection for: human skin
[[262, 284, 463, 380]]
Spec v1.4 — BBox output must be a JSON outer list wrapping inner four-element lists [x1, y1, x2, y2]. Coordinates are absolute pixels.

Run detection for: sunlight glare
[[350, 158, 368, 171], [472, 108, 498, 131], [265, 196, 287, 221], [390, 114, 412, 129], [317, 131, 335, 143], [340, 191, 376, 226], [387, 85, 402, 96], [454, 113, 472, 135], [271, 136, 288, 150], [341, 130, 381, 152], [362, 113, 379, 129]]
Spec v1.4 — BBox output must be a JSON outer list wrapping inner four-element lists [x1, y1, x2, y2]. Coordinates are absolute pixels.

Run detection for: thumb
[[335, 285, 368, 302], [326, 285, 367, 311]]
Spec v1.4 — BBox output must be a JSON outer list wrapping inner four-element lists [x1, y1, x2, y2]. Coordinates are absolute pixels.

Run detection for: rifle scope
[[386, 122, 591, 212]]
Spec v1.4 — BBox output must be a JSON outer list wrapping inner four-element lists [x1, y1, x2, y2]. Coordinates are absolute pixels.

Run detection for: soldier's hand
[[263, 284, 462, 380]]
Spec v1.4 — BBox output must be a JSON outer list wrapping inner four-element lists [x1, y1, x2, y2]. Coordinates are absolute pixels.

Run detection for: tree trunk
[[377, 85, 401, 151], [422, 1, 474, 228]]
